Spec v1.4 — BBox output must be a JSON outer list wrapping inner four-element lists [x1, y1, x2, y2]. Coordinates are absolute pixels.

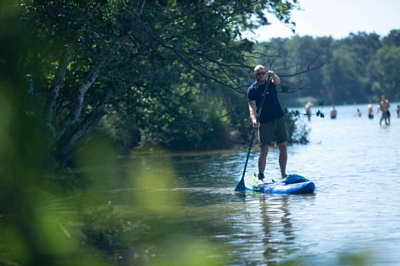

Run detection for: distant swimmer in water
[[330, 104, 337, 119], [367, 101, 374, 119], [357, 109, 361, 117], [396, 105, 400, 118], [305, 101, 313, 121], [376, 98, 388, 126]]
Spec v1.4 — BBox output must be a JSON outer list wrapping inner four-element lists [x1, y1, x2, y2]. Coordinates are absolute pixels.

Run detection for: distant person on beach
[[367, 101, 374, 119], [376, 98, 388, 126], [396, 105, 400, 118], [357, 109, 361, 117], [247, 65, 288, 186], [330, 104, 337, 119], [305, 101, 313, 121]]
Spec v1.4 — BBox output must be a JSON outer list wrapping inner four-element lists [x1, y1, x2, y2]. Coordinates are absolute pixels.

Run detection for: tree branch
[[58, 87, 113, 164], [134, 83, 211, 126], [42, 47, 73, 123]]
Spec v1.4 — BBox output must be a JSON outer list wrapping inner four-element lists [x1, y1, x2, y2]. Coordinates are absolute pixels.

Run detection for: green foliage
[[315, 109, 324, 118], [283, 108, 311, 144], [367, 41, 400, 100], [260, 31, 400, 107], [80, 202, 140, 257], [96, 114, 141, 155], [10, 0, 303, 163], [315, 100, 326, 117]]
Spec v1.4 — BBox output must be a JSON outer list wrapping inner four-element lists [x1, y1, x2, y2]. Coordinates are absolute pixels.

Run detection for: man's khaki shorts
[[258, 117, 289, 146]]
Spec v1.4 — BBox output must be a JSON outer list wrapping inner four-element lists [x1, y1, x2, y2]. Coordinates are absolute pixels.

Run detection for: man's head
[[253, 65, 266, 83], [381, 95, 386, 101]]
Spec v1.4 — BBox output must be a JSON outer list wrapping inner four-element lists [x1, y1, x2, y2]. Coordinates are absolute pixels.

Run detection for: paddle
[[234, 75, 271, 192]]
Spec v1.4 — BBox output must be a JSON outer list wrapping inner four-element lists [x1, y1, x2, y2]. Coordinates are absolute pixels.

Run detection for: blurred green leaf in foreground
[[0, 1, 227, 265]]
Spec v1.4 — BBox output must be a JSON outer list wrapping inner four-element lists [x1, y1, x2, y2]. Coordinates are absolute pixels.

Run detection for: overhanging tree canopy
[[12, 0, 303, 163]]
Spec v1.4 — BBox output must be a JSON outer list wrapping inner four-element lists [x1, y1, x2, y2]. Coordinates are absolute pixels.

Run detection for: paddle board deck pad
[[243, 173, 315, 194]]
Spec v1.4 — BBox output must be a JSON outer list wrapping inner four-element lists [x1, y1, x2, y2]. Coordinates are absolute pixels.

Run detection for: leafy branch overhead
[[15, 0, 317, 164]]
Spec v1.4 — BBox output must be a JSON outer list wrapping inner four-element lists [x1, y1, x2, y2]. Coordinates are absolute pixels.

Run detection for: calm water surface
[[115, 103, 400, 265]]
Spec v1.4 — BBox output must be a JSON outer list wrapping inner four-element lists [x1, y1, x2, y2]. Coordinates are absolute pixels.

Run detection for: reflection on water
[[111, 103, 400, 265]]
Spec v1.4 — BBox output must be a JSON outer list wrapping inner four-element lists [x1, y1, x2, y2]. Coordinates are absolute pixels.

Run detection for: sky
[[244, 0, 400, 41]]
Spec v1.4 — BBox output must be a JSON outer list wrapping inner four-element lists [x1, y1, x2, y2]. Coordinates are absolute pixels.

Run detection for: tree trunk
[[58, 87, 112, 166], [42, 47, 73, 123], [55, 57, 111, 141]]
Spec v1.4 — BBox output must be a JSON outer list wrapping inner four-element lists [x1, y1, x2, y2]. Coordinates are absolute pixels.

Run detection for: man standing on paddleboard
[[247, 65, 289, 186]]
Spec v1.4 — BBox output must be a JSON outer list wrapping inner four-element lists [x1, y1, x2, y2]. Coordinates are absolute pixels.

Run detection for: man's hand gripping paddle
[[234, 76, 271, 192]]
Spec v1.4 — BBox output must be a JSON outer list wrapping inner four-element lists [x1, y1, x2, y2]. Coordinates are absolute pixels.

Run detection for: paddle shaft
[[235, 76, 271, 191], [240, 127, 257, 182]]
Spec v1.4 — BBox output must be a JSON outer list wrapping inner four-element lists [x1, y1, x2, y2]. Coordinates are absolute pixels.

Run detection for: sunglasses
[[256, 72, 267, 76]]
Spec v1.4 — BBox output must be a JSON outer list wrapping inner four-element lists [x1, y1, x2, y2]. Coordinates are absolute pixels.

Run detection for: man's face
[[254, 68, 266, 82]]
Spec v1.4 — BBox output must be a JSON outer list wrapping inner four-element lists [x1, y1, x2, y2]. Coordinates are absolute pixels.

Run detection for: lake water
[[110, 103, 400, 265]]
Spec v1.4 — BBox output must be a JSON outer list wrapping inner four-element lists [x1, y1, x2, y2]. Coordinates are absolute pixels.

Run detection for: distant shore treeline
[[258, 30, 400, 107]]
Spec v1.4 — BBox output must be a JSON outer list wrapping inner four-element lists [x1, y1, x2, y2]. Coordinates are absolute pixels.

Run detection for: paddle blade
[[234, 176, 246, 192]]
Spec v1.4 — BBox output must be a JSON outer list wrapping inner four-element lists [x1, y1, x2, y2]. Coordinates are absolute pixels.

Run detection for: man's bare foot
[[281, 174, 287, 179], [257, 173, 265, 186]]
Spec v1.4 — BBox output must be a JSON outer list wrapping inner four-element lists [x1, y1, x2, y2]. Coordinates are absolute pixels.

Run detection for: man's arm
[[248, 101, 259, 128], [267, 70, 280, 85]]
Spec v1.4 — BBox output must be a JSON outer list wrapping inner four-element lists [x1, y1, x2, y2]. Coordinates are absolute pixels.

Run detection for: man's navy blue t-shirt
[[247, 81, 284, 123]]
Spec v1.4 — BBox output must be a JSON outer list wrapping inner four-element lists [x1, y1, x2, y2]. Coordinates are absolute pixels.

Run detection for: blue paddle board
[[244, 173, 316, 194]]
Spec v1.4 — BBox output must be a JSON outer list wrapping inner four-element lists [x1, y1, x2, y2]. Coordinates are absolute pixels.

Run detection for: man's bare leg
[[278, 142, 287, 178], [258, 145, 269, 186]]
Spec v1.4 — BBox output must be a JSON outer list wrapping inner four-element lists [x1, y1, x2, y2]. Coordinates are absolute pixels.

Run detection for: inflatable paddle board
[[244, 173, 316, 194]]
